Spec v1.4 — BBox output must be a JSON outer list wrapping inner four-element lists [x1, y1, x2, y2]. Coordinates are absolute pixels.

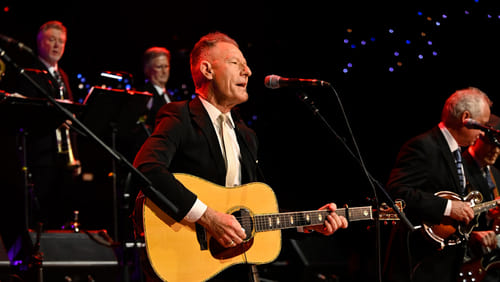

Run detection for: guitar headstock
[[377, 200, 405, 222]]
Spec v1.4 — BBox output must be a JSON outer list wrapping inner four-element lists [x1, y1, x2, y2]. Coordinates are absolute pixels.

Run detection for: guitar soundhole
[[232, 208, 254, 241], [209, 208, 255, 260]]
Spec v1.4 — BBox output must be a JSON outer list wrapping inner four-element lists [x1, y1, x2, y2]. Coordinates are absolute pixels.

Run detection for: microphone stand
[[0, 43, 179, 274], [31, 222, 43, 282], [294, 90, 417, 282]]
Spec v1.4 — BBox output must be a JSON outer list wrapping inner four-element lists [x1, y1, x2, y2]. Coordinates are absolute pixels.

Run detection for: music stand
[[1, 45, 178, 280], [0, 94, 85, 134], [82, 86, 152, 139], [81, 86, 152, 241], [0, 94, 85, 230]]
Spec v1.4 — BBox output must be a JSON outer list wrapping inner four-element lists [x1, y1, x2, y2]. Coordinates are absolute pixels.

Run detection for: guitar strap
[[488, 168, 499, 198]]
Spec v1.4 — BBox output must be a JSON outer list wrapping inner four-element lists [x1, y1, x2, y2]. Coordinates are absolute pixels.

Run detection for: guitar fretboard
[[473, 200, 499, 215], [253, 206, 373, 232]]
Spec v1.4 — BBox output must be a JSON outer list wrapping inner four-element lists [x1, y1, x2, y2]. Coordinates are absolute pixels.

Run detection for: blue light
[[388, 28, 394, 34], [427, 40, 433, 45], [432, 51, 438, 56], [405, 40, 411, 45], [351, 44, 356, 49], [418, 54, 424, 59], [361, 40, 366, 45], [417, 11, 423, 16], [347, 62, 353, 68], [388, 67, 394, 72], [370, 37, 376, 42], [394, 51, 400, 56], [343, 68, 348, 73], [77, 73, 82, 79]]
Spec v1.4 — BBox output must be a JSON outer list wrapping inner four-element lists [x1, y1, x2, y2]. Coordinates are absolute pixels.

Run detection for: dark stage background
[[1, 0, 500, 281]]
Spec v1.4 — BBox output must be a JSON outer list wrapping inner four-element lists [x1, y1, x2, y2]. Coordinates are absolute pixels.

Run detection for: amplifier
[[0, 235, 11, 279], [29, 230, 119, 281]]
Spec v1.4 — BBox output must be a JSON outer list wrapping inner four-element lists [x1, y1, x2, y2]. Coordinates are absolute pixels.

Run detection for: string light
[[342, 0, 497, 75]]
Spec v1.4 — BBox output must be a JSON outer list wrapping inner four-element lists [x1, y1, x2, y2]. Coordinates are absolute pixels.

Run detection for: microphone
[[463, 118, 500, 135], [0, 34, 34, 54], [264, 74, 330, 89]]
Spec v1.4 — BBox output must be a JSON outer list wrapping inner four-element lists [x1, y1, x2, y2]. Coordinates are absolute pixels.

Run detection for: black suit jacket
[[462, 150, 500, 202], [141, 81, 173, 130], [133, 96, 259, 222], [16, 61, 73, 100], [385, 126, 467, 282], [462, 150, 500, 230], [8, 61, 75, 167], [387, 126, 462, 224]]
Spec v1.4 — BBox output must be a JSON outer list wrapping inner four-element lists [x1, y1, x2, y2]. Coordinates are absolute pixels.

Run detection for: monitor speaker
[[0, 235, 11, 280], [29, 230, 118, 281], [288, 236, 347, 282]]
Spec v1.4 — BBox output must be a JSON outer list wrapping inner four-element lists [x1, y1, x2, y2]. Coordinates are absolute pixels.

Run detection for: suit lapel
[[433, 127, 462, 192], [234, 118, 257, 183], [189, 97, 227, 183]]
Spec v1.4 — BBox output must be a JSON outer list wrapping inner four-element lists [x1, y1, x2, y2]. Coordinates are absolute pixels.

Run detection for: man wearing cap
[[462, 114, 500, 281]]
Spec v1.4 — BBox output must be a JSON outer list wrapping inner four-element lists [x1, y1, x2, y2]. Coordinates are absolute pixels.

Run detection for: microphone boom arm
[[295, 91, 415, 230]]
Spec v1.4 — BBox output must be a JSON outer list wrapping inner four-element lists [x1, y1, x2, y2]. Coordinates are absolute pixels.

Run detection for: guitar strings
[[231, 207, 374, 231]]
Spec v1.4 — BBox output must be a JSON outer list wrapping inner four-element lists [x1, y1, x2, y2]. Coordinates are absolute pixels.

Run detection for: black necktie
[[453, 149, 465, 195], [53, 70, 66, 99]]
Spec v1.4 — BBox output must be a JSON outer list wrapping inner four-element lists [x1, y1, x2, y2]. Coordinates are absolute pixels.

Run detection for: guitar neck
[[254, 206, 373, 232], [473, 199, 499, 215]]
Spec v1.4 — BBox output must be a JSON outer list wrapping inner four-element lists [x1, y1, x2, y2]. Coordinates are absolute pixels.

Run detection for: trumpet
[[54, 74, 80, 174], [0, 58, 5, 81], [56, 121, 81, 173]]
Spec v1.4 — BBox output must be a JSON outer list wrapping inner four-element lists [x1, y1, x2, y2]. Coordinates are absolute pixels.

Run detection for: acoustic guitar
[[142, 173, 403, 282]]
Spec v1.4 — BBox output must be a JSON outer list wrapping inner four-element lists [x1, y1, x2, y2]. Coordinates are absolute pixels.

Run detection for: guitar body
[[459, 251, 500, 282], [423, 190, 500, 250], [459, 257, 487, 282], [423, 191, 484, 249], [143, 173, 281, 282]]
